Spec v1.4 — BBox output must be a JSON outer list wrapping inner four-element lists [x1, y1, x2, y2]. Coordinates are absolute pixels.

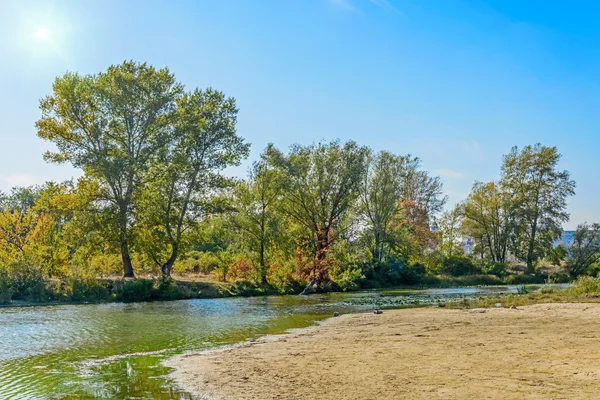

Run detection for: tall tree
[[266, 140, 369, 285], [229, 160, 283, 283], [461, 181, 511, 263], [400, 157, 447, 217], [564, 223, 600, 277], [501, 144, 576, 273], [359, 151, 408, 261], [37, 61, 183, 277], [138, 88, 249, 277], [437, 205, 463, 258]]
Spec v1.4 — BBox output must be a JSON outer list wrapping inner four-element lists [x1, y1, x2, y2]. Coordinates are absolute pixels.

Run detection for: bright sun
[[34, 26, 51, 42]]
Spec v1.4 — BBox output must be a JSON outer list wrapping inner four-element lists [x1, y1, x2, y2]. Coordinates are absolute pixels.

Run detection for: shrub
[[483, 262, 508, 277], [86, 254, 123, 277], [547, 271, 571, 284], [504, 274, 546, 285], [441, 256, 481, 277], [152, 276, 184, 301], [398, 263, 427, 285], [113, 279, 154, 302], [7, 262, 56, 302], [175, 251, 221, 275], [333, 264, 365, 292], [69, 277, 110, 302], [267, 260, 303, 294], [227, 257, 255, 281], [569, 276, 600, 296], [516, 285, 530, 294], [0, 269, 13, 303]]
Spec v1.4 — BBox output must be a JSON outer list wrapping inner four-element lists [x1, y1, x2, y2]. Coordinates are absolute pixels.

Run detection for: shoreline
[[167, 303, 600, 400]]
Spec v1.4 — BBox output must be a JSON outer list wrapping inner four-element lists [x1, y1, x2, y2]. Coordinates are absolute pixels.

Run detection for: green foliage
[[516, 285, 530, 294], [113, 280, 155, 303], [547, 244, 567, 266], [0, 268, 13, 303], [483, 262, 508, 277], [568, 276, 600, 296], [441, 256, 481, 277], [137, 88, 250, 277], [547, 271, 571, 283], [265, 139, 370, 283], [504, 274, 547, 285], [175, 251, 220, 274], [460, 181, 510, 264], [564, 223, 600, 277], [331, 264, 365, 291], [1, 60, 581, 302], [37, 61, 185, 277], [68, 277, 110, 302], [501, 144, 576, 272]]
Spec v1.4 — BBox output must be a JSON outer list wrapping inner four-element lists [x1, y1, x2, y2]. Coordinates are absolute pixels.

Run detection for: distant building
[[462, 237, 473, 255]]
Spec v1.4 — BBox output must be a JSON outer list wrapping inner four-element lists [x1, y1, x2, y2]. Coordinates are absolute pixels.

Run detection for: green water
[[0, 285, 561, 399]]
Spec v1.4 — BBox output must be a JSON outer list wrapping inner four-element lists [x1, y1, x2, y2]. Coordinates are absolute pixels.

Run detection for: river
[[0, 285, 560, 399]]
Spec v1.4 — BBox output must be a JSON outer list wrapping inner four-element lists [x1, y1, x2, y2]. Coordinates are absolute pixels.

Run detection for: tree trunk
[[300, 278, 317, 295], [259, 239, 267, 284], [373, 233, 381, 262], [120, 238, 135, 278], [526, 221, 538, 274], [161, 243, 179, 277]]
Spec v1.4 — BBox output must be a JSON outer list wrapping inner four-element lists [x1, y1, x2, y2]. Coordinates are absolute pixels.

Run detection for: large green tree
[[138, 88, 249, 277], [229, 159, 284, 283], [501, 144, 576, 273], [461, 181, 511, 263], [37, 61, 183, 277], [359, 151, 408, 261], [437, 205, 463, 258], [564, 223, 600, 277], [266, 140, 369, 286]]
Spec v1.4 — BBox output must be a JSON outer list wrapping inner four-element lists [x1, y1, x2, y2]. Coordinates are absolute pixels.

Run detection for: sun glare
[[34, 26, 51, 42]]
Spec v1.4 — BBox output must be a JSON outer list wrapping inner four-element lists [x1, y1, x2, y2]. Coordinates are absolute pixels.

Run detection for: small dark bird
[[333, 312, 340, 317], [374, 309, 383, 314]]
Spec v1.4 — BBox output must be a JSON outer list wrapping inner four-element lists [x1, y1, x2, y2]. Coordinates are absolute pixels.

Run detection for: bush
[[113, 279, 154, 302], [267, 260, 304, 294], [483, 262, 508, 277], [227, 257, 255, 281], [504, 274, 546, 285], [152, 277, 184, 301], [547, 271, 571, 284], [333, 264, 365, 292], [0, 269, 13, 303], [441, 256, 481, 277], [8, 262, 56, 302], [398, 263, 427, 285], [69, 277, 110, 302], [569, 276, 600, 296], [86, 254, 123, 276], [175, 251, 221, 275]]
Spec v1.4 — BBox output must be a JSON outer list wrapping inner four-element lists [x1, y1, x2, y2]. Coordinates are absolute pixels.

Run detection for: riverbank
[[168, 303, 600, 399], [0, 271, 552, 307]]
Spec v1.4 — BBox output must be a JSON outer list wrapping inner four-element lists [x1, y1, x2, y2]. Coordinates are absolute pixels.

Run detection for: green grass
[[449, 276, 600, 309]]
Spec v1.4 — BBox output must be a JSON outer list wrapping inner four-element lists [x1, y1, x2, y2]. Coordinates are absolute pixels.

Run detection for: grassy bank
[[448, 276, 600, 309], [0, 269, 561, 306], [0, 275, 303, 305]]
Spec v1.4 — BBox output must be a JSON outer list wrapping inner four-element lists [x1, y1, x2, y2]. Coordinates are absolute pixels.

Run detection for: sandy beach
[[167, 303, 600, 399]]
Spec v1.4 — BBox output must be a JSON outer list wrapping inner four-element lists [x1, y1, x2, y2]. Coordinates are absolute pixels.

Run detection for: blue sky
[[0, 0, 598, 228]]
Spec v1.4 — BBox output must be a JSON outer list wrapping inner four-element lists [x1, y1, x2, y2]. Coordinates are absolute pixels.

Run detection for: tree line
[[0, 61, 592, 298]]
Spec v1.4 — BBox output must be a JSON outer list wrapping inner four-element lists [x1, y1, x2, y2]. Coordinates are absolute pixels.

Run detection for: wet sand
[[167, 303, 600, 399]]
